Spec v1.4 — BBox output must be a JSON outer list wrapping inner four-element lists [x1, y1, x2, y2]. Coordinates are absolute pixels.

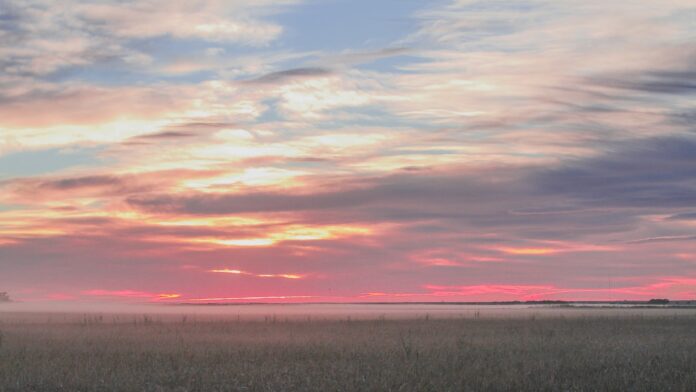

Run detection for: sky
[[0, 0, 695, 303]]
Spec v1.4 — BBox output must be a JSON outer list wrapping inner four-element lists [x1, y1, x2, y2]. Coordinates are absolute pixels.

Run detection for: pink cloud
[[82, 290, 181, 302]]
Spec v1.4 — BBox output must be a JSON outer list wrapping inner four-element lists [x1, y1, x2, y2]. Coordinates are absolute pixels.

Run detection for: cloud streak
[[245, 67, 334, 84]]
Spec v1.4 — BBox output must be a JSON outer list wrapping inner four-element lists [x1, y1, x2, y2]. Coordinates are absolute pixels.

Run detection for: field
[[1, 306, 696, 391]]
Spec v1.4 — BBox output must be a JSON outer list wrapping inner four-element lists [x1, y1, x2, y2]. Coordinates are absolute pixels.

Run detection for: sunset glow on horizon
[[1, 0, 695, 303]]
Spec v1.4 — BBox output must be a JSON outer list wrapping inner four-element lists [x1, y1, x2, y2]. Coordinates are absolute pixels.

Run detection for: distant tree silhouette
[[648, 298, 669, 305], [0, 292, 10, 302]]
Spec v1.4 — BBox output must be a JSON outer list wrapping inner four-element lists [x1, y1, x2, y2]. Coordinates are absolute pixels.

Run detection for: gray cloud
[[129, 136, 696, 216], [322, 47, 411, 66], [132, 131, 197, 140], [169, 122, 237, 130], [534, 136, 696, 208], [40, 175, 122, 190], [667, 212, 696, 221], [122, 122, 236, 146], [127, 172, 521, 215], [625, 235, 696, 244], [244, 67, 333, 84], [594, 70, 696, 95], [239, 47, 410, 86], [125, 135, 696, 245]]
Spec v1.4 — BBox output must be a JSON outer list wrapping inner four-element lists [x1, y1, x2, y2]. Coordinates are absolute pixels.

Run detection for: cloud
[[121, 134, 696, 255], [126, 171, 518, 215], [3, 175, 128, 202], [77, 1, 295, 44], [0, 0, 298, 80], [0, 86, 186, 128], [38, 175, 122, 190], [0, 1, 139, 77], [131, 131, 197, 140], [188, 295, 314, 302], [667, 212, 696, 221], [245, 67, 334, 84], [123, 122, 240, 147], [210, 268, 304, 279], [625, 235, 696, 245], [592, 69, 696, 95], [535, 136, 696, 208], [2, 0, 696, 302], [82, 289, 180, 301], [320, 47, 412, 66]]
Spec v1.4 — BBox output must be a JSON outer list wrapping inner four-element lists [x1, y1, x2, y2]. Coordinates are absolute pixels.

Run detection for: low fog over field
[[2, 302, 695, 322]]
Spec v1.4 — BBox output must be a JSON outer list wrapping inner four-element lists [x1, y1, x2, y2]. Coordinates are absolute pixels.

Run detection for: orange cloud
[[184, 224, 374, 249], [258, 274, 303, 279], [209, 269, 304, 279], [188, 295, 314, 302], [82, 289, 181, 302], [157, 293, 182, 300], [499, 248, 558, 255], [210, 269, 243, 274], [194, 238, 277, 247], [0, 238, 20, 246], [425, 284, 559, 300], [494, 242, 619, 256]]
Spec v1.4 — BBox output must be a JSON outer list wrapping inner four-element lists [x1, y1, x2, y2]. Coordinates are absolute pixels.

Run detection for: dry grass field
[[1, 309, 696, 391]]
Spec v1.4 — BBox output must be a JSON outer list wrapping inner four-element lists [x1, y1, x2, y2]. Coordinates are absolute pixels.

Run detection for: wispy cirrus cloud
[[244, 67, 334, 84]]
